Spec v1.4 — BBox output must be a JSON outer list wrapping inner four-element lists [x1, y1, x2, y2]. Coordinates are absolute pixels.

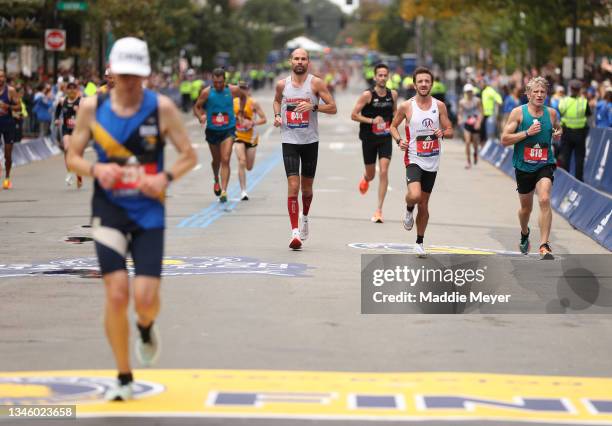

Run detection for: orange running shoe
[[371, 210, 383, 223], [539, 242, 554, 260], [213, 181, 221, 196], [359, 176, 369, 194], [3, 178, 11, 189]]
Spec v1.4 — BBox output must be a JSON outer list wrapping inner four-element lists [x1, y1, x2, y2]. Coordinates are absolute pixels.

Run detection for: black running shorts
[[282, 142, 318, 178], [205, 128, 235, 145], [360, 137, 392, 165], [515, 164, 555, 194], [0, 123, 16, 145], [406, 164, 437, 193]]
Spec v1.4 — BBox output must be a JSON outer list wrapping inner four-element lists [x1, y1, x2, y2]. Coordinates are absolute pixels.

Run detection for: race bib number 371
[[416, 134, 440, 157], [286, 105, 310, 129]]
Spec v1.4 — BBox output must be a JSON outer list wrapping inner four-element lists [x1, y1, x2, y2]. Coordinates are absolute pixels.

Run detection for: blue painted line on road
[[178, 149, 282, 228]]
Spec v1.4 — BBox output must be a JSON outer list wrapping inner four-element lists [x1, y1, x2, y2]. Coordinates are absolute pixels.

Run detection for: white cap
[[463, 83, 474, 92], [109, 37, 151, 77]]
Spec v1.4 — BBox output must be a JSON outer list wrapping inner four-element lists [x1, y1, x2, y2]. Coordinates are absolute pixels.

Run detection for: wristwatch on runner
[[312, 104, 318, 112]]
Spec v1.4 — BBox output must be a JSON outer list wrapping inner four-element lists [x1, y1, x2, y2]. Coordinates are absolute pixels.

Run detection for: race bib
[[236, 119, 252, 132], [286, 105, 310, 129], [112, 163, 157, 193], [371, 121, 390, 136], [524, 146, 548, 164], [65, 117, 76, 129], [466, 116, 476, 126], [211, 112, 230, 127], [416, 134, 440, 157]]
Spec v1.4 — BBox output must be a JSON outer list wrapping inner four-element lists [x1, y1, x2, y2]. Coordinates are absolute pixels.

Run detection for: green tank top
[[513, 105, 556, 172]]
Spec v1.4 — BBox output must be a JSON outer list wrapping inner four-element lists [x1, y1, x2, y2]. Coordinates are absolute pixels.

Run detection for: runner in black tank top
[[54, 81, 83, 188], [351, 63, 398, 223]]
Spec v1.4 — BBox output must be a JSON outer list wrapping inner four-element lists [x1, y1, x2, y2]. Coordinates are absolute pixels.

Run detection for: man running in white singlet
[[390, 67, 453, 257], [273, 48, 336, 250]]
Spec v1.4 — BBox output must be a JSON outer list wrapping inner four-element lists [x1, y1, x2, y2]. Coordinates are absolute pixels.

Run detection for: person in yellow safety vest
[[190, 78, 204, 103], [479, 81, 502, 143], [365, 67, 374, 86], [257, 69, 266, 89], [84, 81, 98, 97], [402, 75, 415, 99], [558, 79, 591, 181], [249, 69, 258, 89], [431, 77, 447, 103], [325, 72, 335, 95], [391, 72, 401, 91], [179, 70, 194, 112]]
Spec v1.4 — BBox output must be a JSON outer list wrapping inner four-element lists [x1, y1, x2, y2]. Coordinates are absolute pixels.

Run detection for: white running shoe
[[414, 243, 427, 258], [289, 228, 302, 250], [403, 208, 414, 231], [240, 191, 249, 201], [299, 214, 309, 241], [135, 323, 161, 367], [65, 173, 73, 186], [104, 382, 133, 401]]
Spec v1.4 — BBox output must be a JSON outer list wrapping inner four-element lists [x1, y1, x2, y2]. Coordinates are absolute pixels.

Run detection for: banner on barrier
[[584, 127, 612, 195]]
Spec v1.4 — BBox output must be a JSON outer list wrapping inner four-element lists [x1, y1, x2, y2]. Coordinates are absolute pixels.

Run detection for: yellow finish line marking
[[2, 370, 612, 423]]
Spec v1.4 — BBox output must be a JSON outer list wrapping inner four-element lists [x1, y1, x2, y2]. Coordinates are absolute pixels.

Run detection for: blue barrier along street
[[584, 127, 612, 195]]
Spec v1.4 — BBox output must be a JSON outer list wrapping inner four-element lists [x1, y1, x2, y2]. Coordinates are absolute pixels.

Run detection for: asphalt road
[[1, 81, 610, 425]]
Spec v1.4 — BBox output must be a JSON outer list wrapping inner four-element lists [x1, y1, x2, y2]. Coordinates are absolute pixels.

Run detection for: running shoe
[[240, 191, 249, 201], [403, 208, 414, 231], [76, 176, 83, 189], [289, 229, 302, 250], [219, 191, 227, 203], [135, 323, 161, 367], [104, 382, 133, 401], [371, 210, 383, 223], [464, 163, 472, 170], [539, 242, 554, 260], [2, 178, 11, 189], [414, 243, 427, 258], [65, 173, 73, 186], [299, 214, 309, 240], [359, 176, 369, 195], [213, 181, 221, 196], [519, 227, 530, 255]]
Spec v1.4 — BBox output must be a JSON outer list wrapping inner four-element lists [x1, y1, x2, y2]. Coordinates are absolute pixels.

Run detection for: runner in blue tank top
[[67, 37, 197, 401], [501, 76, 563, 260], [193, 68, 247, 203]]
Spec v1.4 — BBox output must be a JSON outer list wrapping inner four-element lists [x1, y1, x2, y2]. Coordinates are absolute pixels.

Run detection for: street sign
[[565, 27, 581, 46], [45, 29, 66, 51], [57, 1, 88, 11], [563, 56, 584, 79]]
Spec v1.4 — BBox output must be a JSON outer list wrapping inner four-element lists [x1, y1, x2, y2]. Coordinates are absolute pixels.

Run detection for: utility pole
[[571, 0, 577, 78], [53, 0, 58, 81]]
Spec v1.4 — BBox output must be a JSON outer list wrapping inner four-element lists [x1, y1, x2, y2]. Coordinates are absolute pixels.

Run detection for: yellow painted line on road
[[1, 370, 612, 423]]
